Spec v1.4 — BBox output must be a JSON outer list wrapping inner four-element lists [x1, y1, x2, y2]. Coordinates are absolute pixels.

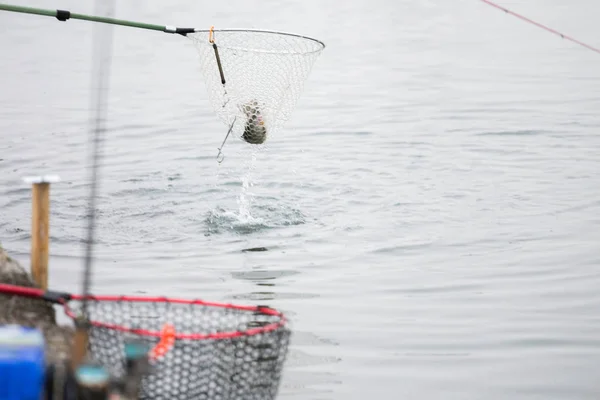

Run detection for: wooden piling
[[31, 182, 49, 290], [24, 175, 60, 290]]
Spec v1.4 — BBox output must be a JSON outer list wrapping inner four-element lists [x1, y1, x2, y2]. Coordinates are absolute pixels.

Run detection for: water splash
[[237, 155, 255, 223], [234, 147, 264, 222], [205, 146, 305, 235], [204, 206, 268, 235], [204, 197, 306, 236]]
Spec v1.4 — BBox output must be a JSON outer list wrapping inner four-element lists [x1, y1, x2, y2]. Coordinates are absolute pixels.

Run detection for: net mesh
[[66, 298, 290, 400], [188, 29, 325, 145]]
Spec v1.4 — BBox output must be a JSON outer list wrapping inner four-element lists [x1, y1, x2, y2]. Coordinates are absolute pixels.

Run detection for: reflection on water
[[230, 261, 342, 399]]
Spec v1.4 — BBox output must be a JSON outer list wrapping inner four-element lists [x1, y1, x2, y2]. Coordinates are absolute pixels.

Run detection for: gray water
[[1, 0, 600, 398]]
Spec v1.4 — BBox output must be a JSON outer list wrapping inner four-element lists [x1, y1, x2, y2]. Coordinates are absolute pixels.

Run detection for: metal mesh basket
[[64, 295, 290, 400]]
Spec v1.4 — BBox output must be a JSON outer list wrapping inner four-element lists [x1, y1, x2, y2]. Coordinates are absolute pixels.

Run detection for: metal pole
[[0, 3, 195, 34]]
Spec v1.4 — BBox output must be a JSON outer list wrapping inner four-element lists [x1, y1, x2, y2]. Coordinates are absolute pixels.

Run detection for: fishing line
[[216, 117, 236, 163], [80, 0, 115, 329], [480, 0, 600, 55]]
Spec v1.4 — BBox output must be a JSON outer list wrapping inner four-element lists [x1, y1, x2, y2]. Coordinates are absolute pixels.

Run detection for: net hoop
[[61, 294, 287, 340], [192, 28, 326, 55]]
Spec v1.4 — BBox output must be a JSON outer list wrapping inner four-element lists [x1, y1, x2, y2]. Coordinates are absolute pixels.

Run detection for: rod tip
[[23, 175, 61, 184]]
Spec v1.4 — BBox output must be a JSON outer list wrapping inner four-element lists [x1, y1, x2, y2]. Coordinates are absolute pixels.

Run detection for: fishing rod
[[0, 3, 196, 35], [480, 0, 600, 55]]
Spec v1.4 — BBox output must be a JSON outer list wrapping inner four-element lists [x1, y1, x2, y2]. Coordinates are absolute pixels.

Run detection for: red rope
[[480, 0, 600, 55], [0, 282, 287, 340], [68, 293, 283, 315], [0, 283, 45, 298], [62, 303, 285, 340]]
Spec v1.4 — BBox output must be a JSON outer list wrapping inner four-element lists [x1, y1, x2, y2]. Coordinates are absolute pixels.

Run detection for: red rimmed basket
[[0, 283, 291, 400]]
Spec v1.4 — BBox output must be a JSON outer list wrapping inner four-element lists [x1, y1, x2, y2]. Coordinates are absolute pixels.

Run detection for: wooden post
[[24, 175, 60, 290], [31, 182, 49, 290]]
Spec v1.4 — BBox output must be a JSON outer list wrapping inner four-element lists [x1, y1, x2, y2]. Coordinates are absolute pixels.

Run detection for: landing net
[[188, 29, 325, 160], [65, 295, 291, 400]]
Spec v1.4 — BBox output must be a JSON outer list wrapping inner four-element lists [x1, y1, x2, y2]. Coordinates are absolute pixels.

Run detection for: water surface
[[1, 0, 600, 398]]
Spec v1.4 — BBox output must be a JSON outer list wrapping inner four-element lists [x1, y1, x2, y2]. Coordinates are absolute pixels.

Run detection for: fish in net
[[241, 100, 267, 145], [187, 28, 325, 161]]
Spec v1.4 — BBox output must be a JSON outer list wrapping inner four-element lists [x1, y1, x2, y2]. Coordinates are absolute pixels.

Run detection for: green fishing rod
[[0, 3, 196, 35]]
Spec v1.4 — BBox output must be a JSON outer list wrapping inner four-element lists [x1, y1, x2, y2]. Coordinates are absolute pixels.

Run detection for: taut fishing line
[[81, 0, 115, 323], [70, 0, 116, 372], [480, 0, 600, 55]]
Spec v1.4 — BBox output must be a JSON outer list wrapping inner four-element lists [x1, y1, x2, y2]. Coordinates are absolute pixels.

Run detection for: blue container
[[0, 325, 45, 400]]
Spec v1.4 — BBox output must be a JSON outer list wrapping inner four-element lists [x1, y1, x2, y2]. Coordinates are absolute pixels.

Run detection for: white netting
[[188, 29, 325, 145]]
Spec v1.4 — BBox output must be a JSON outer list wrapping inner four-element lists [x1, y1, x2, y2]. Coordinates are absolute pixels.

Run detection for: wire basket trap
[[65, 294, 291, 400]]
